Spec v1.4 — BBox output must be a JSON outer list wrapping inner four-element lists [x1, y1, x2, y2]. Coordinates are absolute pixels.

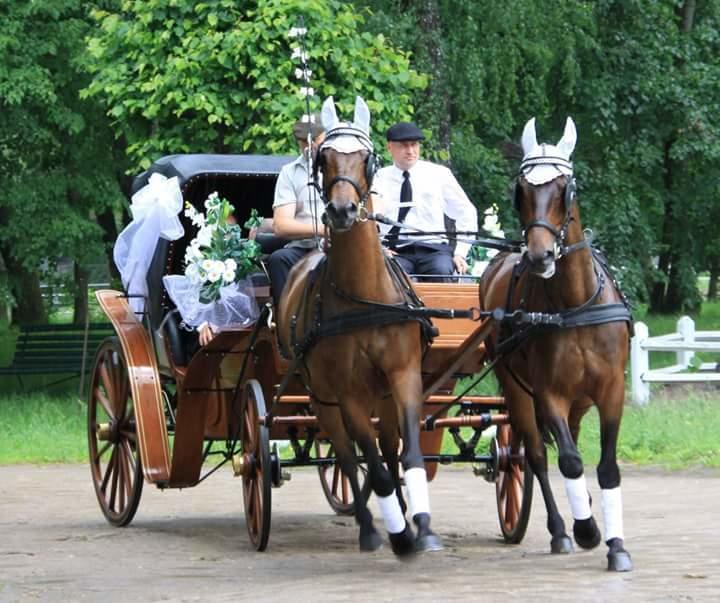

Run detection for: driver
[[267, 114, 326, 302], [373, 122, 478, 282]]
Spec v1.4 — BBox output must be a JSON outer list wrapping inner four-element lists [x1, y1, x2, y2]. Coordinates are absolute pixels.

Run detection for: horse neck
[[554, 214, 599, 307], [327, 221, 399, 302]]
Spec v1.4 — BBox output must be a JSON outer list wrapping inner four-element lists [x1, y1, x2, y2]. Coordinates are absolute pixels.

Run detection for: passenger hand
[[198, 323, 215, 346], [453, 255, 468, 274]]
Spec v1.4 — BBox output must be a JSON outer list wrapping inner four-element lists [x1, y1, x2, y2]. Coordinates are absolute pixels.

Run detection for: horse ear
[[321, 96, 339, 132], [520, 118, 537, 156], [352, 96, 371, 134], [557, 117, 577, 158]]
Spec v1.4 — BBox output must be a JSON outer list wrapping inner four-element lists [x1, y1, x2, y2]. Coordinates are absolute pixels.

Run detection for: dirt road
[[1, 464, 718, 602]]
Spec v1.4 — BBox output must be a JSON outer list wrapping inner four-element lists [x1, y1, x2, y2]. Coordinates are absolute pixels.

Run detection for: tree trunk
[[708, 258, 719, 300], [96, 207, 120, 282], [73, 262, 89, 326], [5, 253, 47, 325], [649, 141, 675, 313], [415, 0, 452, 162]]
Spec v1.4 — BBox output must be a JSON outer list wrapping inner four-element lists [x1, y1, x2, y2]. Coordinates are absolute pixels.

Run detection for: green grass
[[0, 394, 88, 463]]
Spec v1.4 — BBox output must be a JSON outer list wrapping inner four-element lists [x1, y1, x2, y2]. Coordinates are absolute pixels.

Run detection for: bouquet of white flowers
[[469, 204, 505, 277], [182, 192, 262, 303], [163, 192, 263, 329]]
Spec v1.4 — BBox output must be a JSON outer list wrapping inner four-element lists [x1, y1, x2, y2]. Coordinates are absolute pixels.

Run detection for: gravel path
[[1, 464, 718, 602]]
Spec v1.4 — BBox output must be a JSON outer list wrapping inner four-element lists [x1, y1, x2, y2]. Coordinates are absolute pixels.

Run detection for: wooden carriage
[[88, 154, 533, 551]]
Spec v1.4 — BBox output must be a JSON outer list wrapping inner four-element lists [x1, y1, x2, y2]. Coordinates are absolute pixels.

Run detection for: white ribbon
[[113, 174, 185, 316]]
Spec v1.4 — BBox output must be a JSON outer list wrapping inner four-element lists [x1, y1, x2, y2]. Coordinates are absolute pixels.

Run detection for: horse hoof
[[359, 530, 384, 552], [573, 517, 601, 550], [608, 549, 633, 572], [389, 524, 416, 557], [415, 532, 444, 553], [607, 538, 633, 572], [550, 534, 574, 554]]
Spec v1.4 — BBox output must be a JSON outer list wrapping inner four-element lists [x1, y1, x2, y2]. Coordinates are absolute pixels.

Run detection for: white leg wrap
[[377, 493, 406, 534], [601, 487, 624, 541], [404, 467, 430, 518], [564, 475, 592, 520]]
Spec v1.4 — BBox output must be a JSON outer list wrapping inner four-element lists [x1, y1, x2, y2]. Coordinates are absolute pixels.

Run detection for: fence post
[[630, 321, 650, 406], [676, 315, 695, 368]]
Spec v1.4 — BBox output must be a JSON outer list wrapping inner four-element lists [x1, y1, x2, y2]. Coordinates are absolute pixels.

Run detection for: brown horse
[[480, 117, 633, 571], [277, 96, 442, 556]]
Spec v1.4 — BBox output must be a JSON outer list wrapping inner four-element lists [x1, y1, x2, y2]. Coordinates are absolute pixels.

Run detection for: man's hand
[[453, 255, 468, 274]]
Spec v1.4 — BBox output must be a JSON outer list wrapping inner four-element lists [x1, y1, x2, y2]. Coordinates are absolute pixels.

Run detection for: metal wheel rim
[[241, 379, 271, 551], [87, 338, 143, 527]]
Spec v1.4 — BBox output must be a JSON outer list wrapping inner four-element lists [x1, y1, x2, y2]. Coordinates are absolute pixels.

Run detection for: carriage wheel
[[240, 379, 272, 551], [493, 423, 533, 543], [87, 337, 143, 527], [315, 441, 372, 516]]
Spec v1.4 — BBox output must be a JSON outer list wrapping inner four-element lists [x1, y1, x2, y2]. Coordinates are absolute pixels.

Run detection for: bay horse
[[277, 96, 442, 556], [480, 117, 633, 571]]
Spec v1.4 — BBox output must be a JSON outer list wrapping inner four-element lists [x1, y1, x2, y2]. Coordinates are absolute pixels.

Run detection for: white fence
[[630, 316, 720, 405]]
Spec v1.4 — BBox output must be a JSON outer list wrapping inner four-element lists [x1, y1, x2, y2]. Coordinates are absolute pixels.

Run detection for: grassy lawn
[[0, 302, 718, 467]]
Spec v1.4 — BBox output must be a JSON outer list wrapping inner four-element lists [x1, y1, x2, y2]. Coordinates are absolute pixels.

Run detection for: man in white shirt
[[267, 115, 326, 301], [374, 122, 478, 282]]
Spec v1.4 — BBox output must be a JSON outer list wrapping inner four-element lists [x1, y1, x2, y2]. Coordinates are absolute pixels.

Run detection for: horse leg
[[547, 409, 602, 552], [596, 384, 633, 572], [315, 403, 382, 551], [389, 372, 443, 553], [332, 434, 384, 552], [499, 372, 573, 554], [339, 401, 415, 557], [376, 402, 407, 515]]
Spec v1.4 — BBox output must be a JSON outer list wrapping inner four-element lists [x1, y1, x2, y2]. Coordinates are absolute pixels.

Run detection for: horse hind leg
[[596, 399, 633, 572]]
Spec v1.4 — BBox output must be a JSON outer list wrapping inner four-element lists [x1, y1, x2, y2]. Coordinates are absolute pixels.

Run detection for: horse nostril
[[543, 249, 554, 260]]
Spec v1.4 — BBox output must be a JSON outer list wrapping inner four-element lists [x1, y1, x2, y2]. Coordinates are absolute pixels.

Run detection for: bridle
[[315, 126, 377, 224], [516, 155, 588, 260]]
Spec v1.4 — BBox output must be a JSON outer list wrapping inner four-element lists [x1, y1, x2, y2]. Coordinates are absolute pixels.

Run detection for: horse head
[[514, 117, 578, 279], [317, 96, 377, 232]]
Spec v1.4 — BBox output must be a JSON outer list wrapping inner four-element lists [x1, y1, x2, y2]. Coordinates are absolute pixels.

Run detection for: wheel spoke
[[341, 474, 349, 504], [100, 446, 117, 494], [108, 448, 120, 512], [117, 444, 127, 512], [331, 464, 341, 496], [94, 386, 114, 419], [98, 359, 115, 405], [95, 440, 112, 463]]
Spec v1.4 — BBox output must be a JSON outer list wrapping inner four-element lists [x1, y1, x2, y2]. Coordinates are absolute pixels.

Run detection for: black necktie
[[387, 170, 411, 248]]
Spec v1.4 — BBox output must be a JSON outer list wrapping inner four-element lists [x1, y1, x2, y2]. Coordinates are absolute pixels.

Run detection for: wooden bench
[[0, 323, 114, 388]]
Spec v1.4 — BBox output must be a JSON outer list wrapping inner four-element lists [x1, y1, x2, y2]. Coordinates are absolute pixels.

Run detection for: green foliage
[[0, 0, 126, 317], [82, 0, 426, 171]]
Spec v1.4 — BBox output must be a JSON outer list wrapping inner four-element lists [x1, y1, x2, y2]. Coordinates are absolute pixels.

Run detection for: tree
[[82, 0, 427, 172], [0, 1, 127, 325]]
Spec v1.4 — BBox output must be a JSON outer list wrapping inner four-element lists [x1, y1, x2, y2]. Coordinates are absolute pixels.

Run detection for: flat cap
[[293, 113, 325, 140], [386, 122, 425, 142]]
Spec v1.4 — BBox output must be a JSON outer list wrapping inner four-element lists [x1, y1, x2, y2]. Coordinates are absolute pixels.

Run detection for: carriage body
[[88, 154, 532, 549]]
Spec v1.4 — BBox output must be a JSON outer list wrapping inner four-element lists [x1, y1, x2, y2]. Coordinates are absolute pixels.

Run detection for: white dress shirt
[[273, 154, 324, 248], [373, 160, 478, 258]]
